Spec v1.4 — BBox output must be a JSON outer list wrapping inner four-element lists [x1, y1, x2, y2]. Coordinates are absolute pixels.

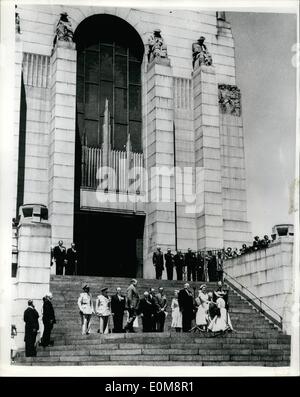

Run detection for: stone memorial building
[[9, 5, 295, 364], [13, 6, 252, 279]]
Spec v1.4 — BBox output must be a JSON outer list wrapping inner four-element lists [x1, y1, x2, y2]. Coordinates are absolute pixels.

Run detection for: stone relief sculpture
[[53, 12, 74, 47], [15, 5, 21, 34], [218, 84, 241, 116], [147, 29, 168, 64], [192, 36, 213, 68]]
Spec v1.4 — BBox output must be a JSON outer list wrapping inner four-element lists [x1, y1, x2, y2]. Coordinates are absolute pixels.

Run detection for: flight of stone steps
[[16, 275, 291, 366]]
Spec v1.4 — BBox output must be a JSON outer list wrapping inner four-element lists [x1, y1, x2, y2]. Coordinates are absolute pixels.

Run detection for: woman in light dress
[[195, 284, 209, 330], [95, 287, 111, 334], [77, 284, 94, 335], [171, 290, 182, 332], [208, 296, 233, 333]]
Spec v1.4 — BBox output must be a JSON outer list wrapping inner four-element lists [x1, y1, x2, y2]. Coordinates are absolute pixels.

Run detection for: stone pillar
[[145, 60, 175, 278], [49, 41, 76, 248], [12, 212, 51, 349], [13, 32, 23, 218], [193, 65, 224, 250]]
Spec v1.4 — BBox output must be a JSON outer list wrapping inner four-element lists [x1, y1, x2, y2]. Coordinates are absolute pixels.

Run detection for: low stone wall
[[224, 237, 294, 334]]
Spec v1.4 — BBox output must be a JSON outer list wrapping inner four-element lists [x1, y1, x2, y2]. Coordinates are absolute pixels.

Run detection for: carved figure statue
[[148, 29, 168, 63], [192, 36, 212, 68], [53, 12, 73, 47], [218, 84, 241, 116]]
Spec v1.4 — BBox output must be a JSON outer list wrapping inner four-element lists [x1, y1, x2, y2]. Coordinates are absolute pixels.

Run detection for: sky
[[226, 12, 297, 237]]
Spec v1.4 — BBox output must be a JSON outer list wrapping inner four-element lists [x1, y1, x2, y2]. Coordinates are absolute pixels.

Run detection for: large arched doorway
[[73, 14, 145, 277]]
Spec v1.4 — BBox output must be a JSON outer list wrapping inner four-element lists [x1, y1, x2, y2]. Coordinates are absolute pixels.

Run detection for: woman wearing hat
[[171, 290, 182, 333], [95, 287, 111, 334], [77, 285, 94, 335], [195, 284, 209, 331]]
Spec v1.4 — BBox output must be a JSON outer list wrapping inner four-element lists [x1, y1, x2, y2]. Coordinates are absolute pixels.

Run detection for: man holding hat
[[40, 292, 56, 347], [23, 300, 39, 357]]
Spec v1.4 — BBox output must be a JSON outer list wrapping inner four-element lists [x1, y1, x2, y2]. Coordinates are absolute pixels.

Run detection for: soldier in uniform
[[192, 36, 212, 68], [164, 248, 174, 280], [152, 247, 164, 280], [53, 240, 67, 275], [174, 250, 184, 281], [124, 279, 140, 333]]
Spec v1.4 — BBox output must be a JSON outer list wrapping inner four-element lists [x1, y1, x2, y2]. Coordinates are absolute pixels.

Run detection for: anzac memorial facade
[[13, 6, 251, 279]]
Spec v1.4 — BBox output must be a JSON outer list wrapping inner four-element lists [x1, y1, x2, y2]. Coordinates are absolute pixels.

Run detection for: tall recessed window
[[75, 15, 144, 152]]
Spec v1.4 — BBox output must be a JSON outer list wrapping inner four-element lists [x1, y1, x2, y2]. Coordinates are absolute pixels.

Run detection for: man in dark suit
[[185, 248, 196, 281], [111, 287, 126, 333], [23, 300, 39, 357], [155, 287, 167, 332], [40, 293, 56, 347], [178, 283, 194, 332], [152, 247, 164, 280], [148, 288, 158, 331], [164, 248, 174, 280], [196, 251, 204, 281], [138, 291, 154, 332], [66, 243, 78, 275], [207, 251, 217, 282], [53, 240, 67, 275], [174, 250, 184, 280], [124, 279, 140, 333]]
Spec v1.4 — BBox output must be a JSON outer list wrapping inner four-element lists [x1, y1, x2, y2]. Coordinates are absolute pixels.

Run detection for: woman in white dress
[[207, 297, 233, 333], [195, 285, 209, 330], [171, 290, 182, 332], [95, 287, 111, 334], [77, 284, 94, 335]]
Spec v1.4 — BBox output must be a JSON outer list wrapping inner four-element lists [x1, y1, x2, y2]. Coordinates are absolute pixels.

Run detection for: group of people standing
[[152, 247, 224, 282], [51, 240, 78, 275], [77, 280, 233, 336], [23, 293, 56, 357]]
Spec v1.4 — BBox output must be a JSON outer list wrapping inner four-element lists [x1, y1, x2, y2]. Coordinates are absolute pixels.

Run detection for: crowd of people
[[49, 235, 272, 280], [19, 280, 232, 360], [77, 280, 233, 336], [152, 235, 272, 281]]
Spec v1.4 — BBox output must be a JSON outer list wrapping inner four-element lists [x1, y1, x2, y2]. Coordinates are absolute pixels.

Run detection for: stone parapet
[[224, 238, 294, 334]]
